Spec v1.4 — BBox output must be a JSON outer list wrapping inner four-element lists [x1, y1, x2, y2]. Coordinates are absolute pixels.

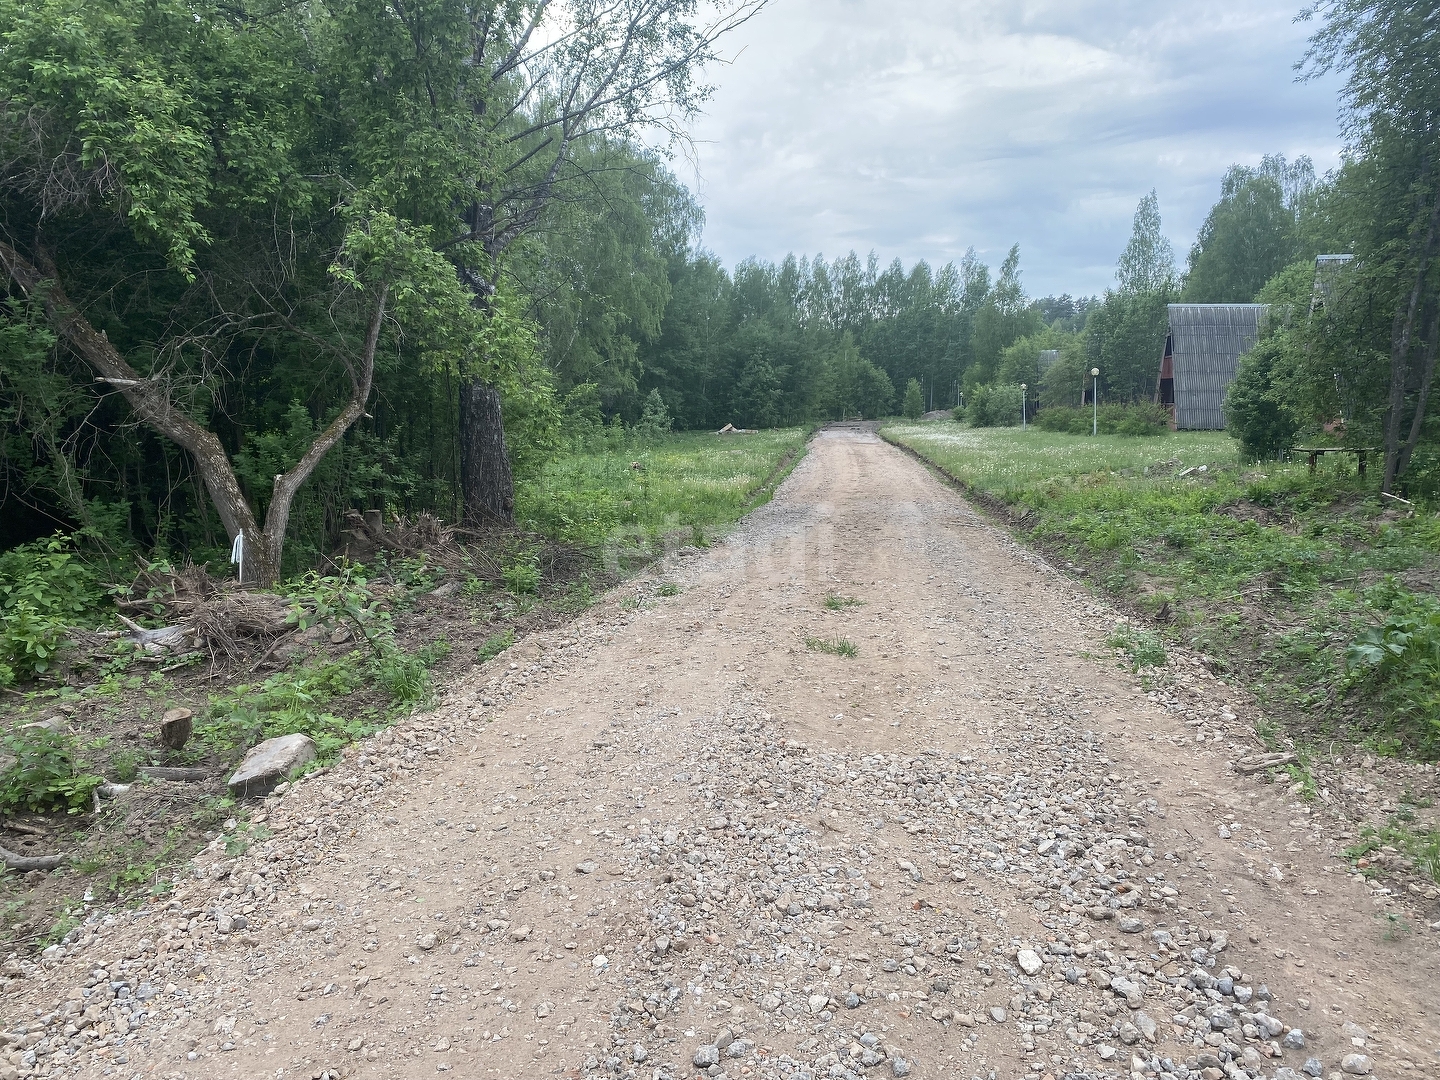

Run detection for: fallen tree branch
[[1234, 752, 1298, 775], [139, 767, 211, 782], [247, 630, 294, 674], [2, 820, 48, 838], [0, 843, 66, 871], [115, 614, 187, 647]]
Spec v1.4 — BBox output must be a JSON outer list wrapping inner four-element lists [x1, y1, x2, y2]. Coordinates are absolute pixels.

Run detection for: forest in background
[[1, 0, 1438, 581]]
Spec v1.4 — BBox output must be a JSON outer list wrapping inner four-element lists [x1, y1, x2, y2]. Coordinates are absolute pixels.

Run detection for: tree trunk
[[1382, 191, 1440, 493], [459, 378, 514, 527], [1397, 303, 1440, 480], [1, 240, 385, 588]]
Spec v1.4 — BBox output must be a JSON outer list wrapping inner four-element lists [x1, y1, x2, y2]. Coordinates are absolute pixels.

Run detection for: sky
[[676, 0, 1347, 298]]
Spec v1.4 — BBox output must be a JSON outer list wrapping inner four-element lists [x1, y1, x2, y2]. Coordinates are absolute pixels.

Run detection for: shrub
[[0, 535, 103, 685], [902, 379, 924, 420], [1346, 582, 1440, 749], [1034, 402, 1171, 436], [1226, 337, 1300, 460], [502, 554, 541, 594], [634, 389, 673, 442], [0, 728, 105, 814], [965, 384, 1024, 428]]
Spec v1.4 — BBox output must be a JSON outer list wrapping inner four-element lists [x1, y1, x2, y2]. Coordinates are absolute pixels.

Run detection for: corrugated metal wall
[[1168, 304, 1267, 430]]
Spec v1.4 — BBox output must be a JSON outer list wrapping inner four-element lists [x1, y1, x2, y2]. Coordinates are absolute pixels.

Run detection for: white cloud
[[679, 0, 1345, 296]]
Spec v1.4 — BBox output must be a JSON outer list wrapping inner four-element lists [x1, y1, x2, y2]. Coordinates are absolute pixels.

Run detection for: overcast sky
[[677, 0, 1346, 298]]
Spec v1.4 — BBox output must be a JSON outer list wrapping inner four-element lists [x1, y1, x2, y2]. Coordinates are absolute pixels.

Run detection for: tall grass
[[517, 429, 809, 547], [883, 420, 1440, 755]]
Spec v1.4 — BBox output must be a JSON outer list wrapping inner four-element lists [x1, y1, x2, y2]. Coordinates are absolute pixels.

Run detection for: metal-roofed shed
[[1156, 304, 1269, 430]]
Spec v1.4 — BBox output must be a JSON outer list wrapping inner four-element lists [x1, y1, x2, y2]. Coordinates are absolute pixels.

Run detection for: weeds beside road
[[883, 420, 1440, 883], [0, 428, 810, 944]]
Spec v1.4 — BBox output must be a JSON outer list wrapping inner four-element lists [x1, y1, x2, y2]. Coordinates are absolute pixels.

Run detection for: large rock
[[227, 734, 316, 796]]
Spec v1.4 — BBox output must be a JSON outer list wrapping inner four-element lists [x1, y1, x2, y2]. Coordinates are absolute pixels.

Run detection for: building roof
[[1166, 303, 1269, 430], [1311, 253, 1355, 313]]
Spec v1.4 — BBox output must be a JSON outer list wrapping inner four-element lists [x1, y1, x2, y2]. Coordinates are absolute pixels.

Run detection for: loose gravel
[[2, 428, 1436, 1080]]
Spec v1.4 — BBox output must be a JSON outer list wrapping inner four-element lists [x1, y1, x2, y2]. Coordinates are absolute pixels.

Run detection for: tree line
[[2, 0, 1437, 585]]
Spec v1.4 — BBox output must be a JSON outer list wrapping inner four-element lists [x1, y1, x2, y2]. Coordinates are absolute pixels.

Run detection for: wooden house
[[1156, 304, 1268, 430]]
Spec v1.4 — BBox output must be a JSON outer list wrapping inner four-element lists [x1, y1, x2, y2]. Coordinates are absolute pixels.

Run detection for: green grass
[[1346, 818, 1440, 883], [1106, 624, 1168, 670], [516, 429, 809, 550], [806, 636, 858, 658], [476, 629, 515, 663], [824, 593, 864, 610], [883, 420, 1440, 756]]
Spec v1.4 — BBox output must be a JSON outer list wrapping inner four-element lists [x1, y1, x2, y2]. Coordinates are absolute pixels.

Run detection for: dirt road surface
[[4, 427, 1437, 1080]]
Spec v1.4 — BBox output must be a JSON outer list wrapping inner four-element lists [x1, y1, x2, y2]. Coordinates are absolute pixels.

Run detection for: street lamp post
[[1020, 383, 1027, 429], [1090, 368, 1100, 436]]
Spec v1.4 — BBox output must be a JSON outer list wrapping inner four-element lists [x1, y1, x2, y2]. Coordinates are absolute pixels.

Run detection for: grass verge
[[881, 421, 1440, 757]]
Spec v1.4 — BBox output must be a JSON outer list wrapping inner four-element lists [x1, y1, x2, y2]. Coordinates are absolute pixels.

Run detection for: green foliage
[[1183, 157, 1313, 303], [1106, 624, 1169, 670], [0, 728, 104, 814], [1226, 337, 1301, 460], [199, 633, 444, 763], [901, 379, 925, 420], [1034, 403, 1171, 437], [0, 535, 102, 684], [284, 568, 389, 653], [1345, 582, 1440, 749], [516, 429, 808, 548], [885, 421, 1440, 757], [805, 636, 858, 658], [965, 384, 1024, 428], [1116, 191, 1177, 294], [1082, 288, 1173, 404], [823, 594, 864, 610], [635, 389, 674, 442], [656, 581, 679, 597], [476, 629, 514, 663], [501, 553, 541, 595], [375, 639, 449, 703]]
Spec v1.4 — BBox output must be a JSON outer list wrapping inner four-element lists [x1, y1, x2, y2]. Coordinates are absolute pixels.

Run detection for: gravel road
[[4, 426, 1437, 1080]]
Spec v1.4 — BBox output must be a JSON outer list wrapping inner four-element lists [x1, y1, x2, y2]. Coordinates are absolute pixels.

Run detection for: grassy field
[[882, 420, 1440, 759], [516, 428, 811, 549]]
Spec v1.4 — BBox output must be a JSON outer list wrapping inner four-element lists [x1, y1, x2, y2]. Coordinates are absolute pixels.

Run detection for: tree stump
[[159, 708, 193, 750]]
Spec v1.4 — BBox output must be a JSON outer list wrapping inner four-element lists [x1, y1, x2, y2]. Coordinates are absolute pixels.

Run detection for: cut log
[[115, 615, 187, 648], [1234, 752, 1297, 775], [0, 843, 65, 871], [159, 708, 193, 750], [139, 767, 210, 782]]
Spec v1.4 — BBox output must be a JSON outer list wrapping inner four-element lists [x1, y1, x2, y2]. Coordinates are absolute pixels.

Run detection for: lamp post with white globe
[[1090, 368, 1100, 436], [1020, 383, 1027, 429]]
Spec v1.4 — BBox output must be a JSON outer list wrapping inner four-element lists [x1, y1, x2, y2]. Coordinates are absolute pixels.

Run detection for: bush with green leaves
[[634, 388, 674, 442], [502, 554, 541, 595], [0, 728, 105, 814], [0, 535, 104, 685], [1346, 581, 1440, 749], [902, 378, 925, 420], [1226, 337, 1300, 461], [964, 384, 1024, 428], [1033, 403, 1171, 436]]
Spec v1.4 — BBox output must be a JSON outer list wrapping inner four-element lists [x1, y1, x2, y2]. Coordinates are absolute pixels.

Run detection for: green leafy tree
[[1226, 337, 1301, 459], [1184, 159, 1313, 303], [901, 378, 925, 419], [1116, 191, 1177, 294], [1300, 0, 1440, 492]]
